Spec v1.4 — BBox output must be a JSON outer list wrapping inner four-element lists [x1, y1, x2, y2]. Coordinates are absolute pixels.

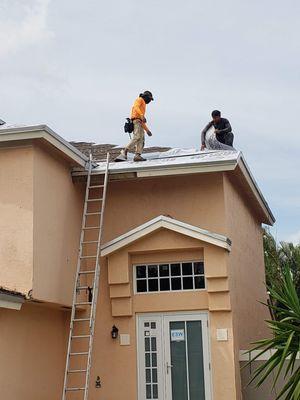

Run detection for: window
[[144, 321, 158, 399], [135, 261, 205, 293]]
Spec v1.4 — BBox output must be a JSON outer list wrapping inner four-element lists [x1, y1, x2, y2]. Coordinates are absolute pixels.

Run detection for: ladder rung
[[82, 240, 98, 244], [76, 286, 89, 290], [69, 352, 88, 356], [65, 387, 85, 391], [73, 318, 90, 322], [80, 255, 97, 259], [85, 212, 101, 216], [87, 198, 103, 202], [68, 369, 87, 374], [78, 270, 95, 274], [72, 335, 90, 339], [83, 226, 100, 230], [75, 302, 92, 306], [89, 185, 104, 189]]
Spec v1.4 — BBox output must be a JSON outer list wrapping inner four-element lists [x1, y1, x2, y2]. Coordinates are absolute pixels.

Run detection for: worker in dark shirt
[[201, 110, 234, 150]]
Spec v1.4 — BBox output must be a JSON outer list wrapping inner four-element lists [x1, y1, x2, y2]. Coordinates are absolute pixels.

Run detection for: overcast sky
[[1, 0, 299, 243]]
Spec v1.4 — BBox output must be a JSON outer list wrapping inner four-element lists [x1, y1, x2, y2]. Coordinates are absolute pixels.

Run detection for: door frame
[[136, 311, 212, 400]]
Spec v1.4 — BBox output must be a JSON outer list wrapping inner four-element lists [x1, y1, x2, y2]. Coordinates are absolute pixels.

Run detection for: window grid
[[135, 261, 205, 294], [144, 323, 158, 399]]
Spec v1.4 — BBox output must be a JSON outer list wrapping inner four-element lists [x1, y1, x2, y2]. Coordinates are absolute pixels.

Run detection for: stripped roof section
[[70, 141, 171, 161]]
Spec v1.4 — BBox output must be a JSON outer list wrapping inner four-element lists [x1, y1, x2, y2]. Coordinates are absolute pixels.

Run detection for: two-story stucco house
[[0, 124, 275, 400]]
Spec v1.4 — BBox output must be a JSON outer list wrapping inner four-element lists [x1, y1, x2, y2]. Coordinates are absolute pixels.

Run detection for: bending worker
[[201, 110, 234, 150], [119, 91, 154, 162]]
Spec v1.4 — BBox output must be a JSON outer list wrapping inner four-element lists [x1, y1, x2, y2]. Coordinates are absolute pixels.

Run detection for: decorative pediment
[[101, 215, 231, 256]]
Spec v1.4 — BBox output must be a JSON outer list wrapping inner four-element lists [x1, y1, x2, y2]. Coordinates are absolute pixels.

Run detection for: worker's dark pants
[[217, 132, 234, 147]]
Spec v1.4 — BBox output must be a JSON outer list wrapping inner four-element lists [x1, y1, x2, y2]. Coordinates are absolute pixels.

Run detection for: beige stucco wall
[[223, 173, 270, 399], [223, 173, 269, 346], [102, 172, 227, 244], [0, 146, 34, 296], [32, 144, 84, 305], [0, 302, 69, 400], [0, 143, 84, 305]]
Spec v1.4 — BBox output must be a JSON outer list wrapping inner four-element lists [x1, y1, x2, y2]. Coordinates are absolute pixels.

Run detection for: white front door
[[137, 312, 211, 400]]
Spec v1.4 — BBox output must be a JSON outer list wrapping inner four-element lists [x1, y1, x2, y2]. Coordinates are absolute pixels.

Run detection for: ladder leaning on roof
[[62, 152, 109, 400]]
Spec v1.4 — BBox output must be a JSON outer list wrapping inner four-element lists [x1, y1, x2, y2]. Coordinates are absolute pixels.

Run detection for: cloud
[[0, 0, 53, 57]]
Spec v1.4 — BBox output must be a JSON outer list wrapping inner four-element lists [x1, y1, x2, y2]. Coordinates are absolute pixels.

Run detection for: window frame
[[133, 260, 206, 295]]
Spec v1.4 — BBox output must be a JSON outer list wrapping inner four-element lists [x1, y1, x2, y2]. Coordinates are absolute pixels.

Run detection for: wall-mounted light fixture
[[111, 325, 119, 339]]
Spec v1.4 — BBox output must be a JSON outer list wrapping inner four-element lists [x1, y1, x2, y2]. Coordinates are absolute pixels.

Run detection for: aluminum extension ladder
[[62, 153, 109, 400]]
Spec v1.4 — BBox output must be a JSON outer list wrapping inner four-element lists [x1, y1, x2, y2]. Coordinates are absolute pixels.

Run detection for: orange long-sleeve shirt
[[131, 97, 149, 131], [131, 97, 146, 119]]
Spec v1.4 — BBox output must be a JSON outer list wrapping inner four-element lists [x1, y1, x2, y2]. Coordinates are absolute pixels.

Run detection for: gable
[[101, 215, 231, 256]]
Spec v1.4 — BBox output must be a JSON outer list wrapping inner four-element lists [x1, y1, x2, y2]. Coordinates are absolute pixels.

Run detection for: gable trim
[[101, 216, 231, 256], [0, 125, 88, 167]]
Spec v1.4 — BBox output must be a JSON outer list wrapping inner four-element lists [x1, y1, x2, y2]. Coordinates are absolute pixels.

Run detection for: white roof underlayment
[[95, 148, 240, 174]]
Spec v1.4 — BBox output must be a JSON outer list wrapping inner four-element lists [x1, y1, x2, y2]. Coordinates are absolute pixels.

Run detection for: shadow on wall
[[240, 360, 300, 400]]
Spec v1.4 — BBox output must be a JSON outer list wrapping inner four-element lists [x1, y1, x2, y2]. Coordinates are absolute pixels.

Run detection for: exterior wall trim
[[240, 350, 300, 361], [0, 125, 88, 167], [237, 156, 275, 225], [101, 215, 232, 256]]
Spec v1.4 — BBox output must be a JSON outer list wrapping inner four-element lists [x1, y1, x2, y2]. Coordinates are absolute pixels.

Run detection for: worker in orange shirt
[[119, 91, 154, 162]]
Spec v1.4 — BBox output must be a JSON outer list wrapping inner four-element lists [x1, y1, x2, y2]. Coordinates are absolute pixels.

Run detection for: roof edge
[[101, 215, 231, 256], [238, 154, 275, 225], [0, 125, 89, 167]]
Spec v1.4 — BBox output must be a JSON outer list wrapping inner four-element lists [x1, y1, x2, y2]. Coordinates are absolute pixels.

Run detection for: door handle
[[166, 362, 173, 374]]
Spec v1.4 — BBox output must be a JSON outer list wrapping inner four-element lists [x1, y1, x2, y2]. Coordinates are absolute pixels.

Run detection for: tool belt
[[124, 118, 134, 134]]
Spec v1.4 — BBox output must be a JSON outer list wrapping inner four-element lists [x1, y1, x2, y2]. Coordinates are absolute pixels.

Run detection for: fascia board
[[136, 161, 237, 178], [237, 155, 275, 225], [101, 219, 163, 256], [0, 125, 88, 167], [72, 159, 237, 178], [162, 220, 231, 251], [101, 216, 231, 256]]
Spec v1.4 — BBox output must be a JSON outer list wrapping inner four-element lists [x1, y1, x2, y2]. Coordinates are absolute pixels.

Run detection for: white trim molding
[[240, 350, 300, 362], [101, 215, 232, 256], [0, 125, 88, 167]]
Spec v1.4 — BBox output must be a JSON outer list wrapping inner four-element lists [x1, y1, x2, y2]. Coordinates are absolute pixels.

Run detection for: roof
[[70, 141, 171, 161], [101, 215, 232, 256], [0, 124, 88, 167], [94, 148, 239, 175]]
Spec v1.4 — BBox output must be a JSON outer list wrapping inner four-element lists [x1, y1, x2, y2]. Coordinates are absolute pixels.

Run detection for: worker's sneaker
[[120, 149, 128, 160], [134, 154, 146, 162]]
